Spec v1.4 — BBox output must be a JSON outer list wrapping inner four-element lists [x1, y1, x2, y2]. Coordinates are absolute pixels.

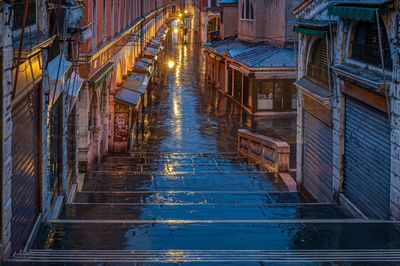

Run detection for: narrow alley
[[9, 28, 400, 265]]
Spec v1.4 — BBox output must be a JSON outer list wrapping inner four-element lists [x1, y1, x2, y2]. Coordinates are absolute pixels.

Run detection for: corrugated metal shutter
[[303, 111, 333, 202], [11, 86, 40, 253], [49, 98, 62, 199], [344, 97, 390, 219]]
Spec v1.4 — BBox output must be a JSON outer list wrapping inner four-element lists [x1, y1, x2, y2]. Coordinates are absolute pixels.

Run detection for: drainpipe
[[140, 0, 144, 54]]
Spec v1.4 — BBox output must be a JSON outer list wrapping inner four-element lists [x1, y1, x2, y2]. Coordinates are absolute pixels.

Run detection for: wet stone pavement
[[10, 31, 400, 265]]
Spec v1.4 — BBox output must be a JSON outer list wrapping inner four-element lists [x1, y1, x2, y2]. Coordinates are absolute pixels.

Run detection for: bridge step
[[61, 203, 353, 220], [12, 249, 400, 263]]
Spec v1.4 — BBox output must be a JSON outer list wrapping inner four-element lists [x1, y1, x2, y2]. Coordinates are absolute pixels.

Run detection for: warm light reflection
[[168, 60, 175, 69], [184, 10, 188, 14], [173, 28, 179, 34]]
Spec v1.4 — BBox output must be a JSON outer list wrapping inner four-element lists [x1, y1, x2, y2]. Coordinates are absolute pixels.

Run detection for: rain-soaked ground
[[9, 29, 400, 265]]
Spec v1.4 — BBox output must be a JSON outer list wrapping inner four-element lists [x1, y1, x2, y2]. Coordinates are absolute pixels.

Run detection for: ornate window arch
[[350, 19, 392, 70], [307, 38, 329, 89]]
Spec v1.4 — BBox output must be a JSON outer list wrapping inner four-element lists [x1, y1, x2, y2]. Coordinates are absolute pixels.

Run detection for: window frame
[[240, 0, 254, 21], [346, 19, 393, 72]]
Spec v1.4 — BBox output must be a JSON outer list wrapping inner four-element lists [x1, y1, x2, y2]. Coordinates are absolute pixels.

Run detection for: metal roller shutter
[[303, 111, 333, 202], [11, 86, 40, 253], [344, 97, 390, 219]]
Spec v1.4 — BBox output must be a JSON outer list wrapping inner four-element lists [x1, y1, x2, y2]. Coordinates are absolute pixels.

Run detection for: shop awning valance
[[127, 73, 149, 94], [115, 88, 141, 106], [48, 54, 72, 104], [328, 6, 378, 22], [294, 26, 327, 37], [66, 71, 84, 112], [122, 80, 146, 94], [89, 62, 114, 88]]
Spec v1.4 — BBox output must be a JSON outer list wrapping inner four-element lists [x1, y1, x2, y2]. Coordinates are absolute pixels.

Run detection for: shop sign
[[114, 102, 130, 142]]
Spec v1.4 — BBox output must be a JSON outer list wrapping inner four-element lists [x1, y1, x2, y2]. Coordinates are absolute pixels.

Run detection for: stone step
[[96, 163, 263, 172], [82, 172, 289, 192], [103, 156, 253, 166], [61, 203, 353, 220], [107, 152, 241, 159], [74, 191, 308, 204], [11, 249, 400, 263], [30, 221, 400, 251]]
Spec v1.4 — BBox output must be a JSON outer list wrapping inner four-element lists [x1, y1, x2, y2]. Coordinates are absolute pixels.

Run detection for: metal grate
[[351, 20, 392, 70]]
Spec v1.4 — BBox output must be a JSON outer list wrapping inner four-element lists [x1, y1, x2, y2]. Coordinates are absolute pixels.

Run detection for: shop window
[[227, 68, 233, 96], [243, 75, 250, 107], [234, 70, 242, 101], [172, 5, 176, 13], [241, 0, 254, 20], [307, 38, 329, 89], [257, 79, 296, 111], [258, 80, 273, 110], [350, 20, 392, 70]]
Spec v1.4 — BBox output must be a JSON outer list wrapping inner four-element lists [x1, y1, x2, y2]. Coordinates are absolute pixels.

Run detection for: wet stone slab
[[82, 172, 289, 192], [74, 192, 308, 204], [33, 222, 400, 250], [61, 203, 353, 220]]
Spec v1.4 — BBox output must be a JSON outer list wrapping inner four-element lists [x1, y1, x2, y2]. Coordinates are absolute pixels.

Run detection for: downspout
[[12, 0, 30, 99], [140, 0, 144, 54], [376, 10, 391, 121]]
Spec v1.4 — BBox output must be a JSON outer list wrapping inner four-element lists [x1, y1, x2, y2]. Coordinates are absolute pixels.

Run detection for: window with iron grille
[[307, 38, 329, 89], [12, 0, 36, 30], [351, 20, 392, 70]]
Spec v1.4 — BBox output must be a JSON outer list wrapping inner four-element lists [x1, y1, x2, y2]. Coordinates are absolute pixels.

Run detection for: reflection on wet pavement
[[14, 30, 400, 264]]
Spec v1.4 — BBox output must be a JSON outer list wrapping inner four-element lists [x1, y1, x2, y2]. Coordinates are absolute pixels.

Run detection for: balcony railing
[[12, 0, 36, 30], [306, 62, 329, 89]]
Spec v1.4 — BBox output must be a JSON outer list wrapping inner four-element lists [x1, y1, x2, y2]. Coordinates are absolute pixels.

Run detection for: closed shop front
[[48, 98, 63, 203], [302, 95, 333, 202], [11, 84, 40, 253], [344, 96, 390, 219], [67, 105, 78, 188]]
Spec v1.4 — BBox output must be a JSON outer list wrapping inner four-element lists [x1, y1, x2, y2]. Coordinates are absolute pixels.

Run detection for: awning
[[292, 19, 335, 28], [89, 61, 114, 88], [125, 73, 149, 94], [294, 26, 327, 37], [144, 46, 160, 57], [66, 71, 84, 110], [134, 58, 154, 75], [115, 88, 142, 106], [48, 54, 72, 103], [328, 6, 379, 22], [294, 77, 332, 104]]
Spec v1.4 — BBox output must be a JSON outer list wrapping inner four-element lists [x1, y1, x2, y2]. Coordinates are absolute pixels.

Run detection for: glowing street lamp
[[173, 28, 179, 34], [184, 10, 188, 14], [179, 13, 183, 18], [168, 59, 175, 69]]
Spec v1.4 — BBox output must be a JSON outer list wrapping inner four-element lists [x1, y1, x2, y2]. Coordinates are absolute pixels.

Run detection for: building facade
[[203, 0, 300, 115], [77, 0, 168, 171], [0, 0, 169, 259], [0, 0, 84, 257], [294, 0, 400, 220]]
